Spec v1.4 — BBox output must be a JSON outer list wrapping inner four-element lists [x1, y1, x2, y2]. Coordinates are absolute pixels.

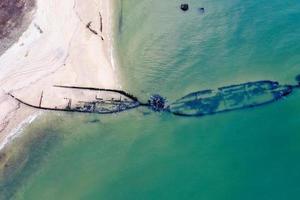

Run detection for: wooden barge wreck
[[9, 85, 144, 114], [8, 78, 299, 117]]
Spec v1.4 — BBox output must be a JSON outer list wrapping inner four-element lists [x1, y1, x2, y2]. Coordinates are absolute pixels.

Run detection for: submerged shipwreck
[[169, 81, 293, 116], [9, 77, 300, 117]]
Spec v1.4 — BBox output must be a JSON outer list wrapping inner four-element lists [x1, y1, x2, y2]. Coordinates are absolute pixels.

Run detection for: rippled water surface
[[1, 0, 300, 199]]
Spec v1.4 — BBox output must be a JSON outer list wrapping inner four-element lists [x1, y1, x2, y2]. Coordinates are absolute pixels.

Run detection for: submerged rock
[[198, 7, 205, 14]]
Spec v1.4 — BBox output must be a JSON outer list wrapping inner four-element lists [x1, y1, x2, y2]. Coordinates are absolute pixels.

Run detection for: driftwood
[[86, 21, 98, 35], [99, 12, 103, 33], [34, 23, 43, 34], [38, 91, 43, 107]]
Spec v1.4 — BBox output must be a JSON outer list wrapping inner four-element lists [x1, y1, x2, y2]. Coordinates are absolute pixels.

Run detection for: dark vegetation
[[0, 0, 35, 54]]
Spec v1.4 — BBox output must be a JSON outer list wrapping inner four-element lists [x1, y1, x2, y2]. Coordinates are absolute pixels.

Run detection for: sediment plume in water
[[0, 115, 62, 200]]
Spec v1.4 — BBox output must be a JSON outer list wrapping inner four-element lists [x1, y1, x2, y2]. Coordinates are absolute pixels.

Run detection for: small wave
[[0, 111, 41, 151]]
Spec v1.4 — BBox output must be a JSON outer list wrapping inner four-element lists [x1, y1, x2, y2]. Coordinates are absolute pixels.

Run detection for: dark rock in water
[[180, 4, 189, 11], [149, 94, 166, 112], [296, 74, 300, 83], [198, 7, 205, 14]]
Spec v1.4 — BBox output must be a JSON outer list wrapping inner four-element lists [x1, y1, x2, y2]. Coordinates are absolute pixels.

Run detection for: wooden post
[[99, 12, 103, 33], [39, 91, 44, 107]]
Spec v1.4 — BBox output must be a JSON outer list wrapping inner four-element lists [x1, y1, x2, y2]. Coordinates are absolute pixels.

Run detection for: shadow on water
[[0, 115, 63, 200]]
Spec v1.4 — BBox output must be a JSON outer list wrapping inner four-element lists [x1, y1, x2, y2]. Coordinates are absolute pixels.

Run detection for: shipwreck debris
[[99, 12, 103, 33], [149, 95, 166, 112], [86, 21, 98, 35], [169, 81, 293, 116], [180, 4, 189, 11], [39, 91, 44, 107], [7, 76, 300, 117]]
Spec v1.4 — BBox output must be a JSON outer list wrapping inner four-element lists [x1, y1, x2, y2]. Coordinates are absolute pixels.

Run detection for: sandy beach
[[0, 0, 119, 149]]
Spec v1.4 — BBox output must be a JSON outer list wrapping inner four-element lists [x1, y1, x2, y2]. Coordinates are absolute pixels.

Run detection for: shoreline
[[0, 0, 119, 150]]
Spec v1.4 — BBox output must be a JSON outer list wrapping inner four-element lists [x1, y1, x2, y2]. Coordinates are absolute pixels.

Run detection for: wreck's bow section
[[9, 85, 140, 114]]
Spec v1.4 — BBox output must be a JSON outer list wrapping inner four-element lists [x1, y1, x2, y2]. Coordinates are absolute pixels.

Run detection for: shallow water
[[1, 0, 300, 199]]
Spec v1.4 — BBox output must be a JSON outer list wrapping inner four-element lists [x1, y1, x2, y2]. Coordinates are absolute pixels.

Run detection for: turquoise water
[[1, 0, 300, 199]]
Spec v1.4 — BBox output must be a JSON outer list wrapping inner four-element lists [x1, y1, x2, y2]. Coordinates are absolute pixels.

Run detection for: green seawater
[[1, 0, 300, 199]]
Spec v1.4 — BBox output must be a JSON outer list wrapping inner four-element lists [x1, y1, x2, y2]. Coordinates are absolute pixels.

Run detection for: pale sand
[[0, 0, 119, 149]]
